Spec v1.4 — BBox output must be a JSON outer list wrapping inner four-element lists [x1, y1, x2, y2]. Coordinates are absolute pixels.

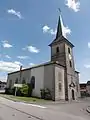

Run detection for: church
[[7, 14, 81, 101]]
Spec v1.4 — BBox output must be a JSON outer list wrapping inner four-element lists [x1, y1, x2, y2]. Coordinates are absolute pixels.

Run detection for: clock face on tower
[[69, 54, 72, 60]]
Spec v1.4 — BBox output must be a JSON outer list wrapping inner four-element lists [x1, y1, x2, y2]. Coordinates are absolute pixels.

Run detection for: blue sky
[[0, 0, 90, 83]]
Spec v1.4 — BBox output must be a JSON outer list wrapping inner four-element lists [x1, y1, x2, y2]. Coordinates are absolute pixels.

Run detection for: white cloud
[[42, 16, 71, 38], [17, 56, 29, 59], [84, 64, 90, 68], [65, 0, 80, 12], [5, 55, 11, 59], [88, 42, 90, 48], [14, 61, 22, 66], [43, 25, 50, 33], [23, 46, 39, 53], [62, 25, 71, 38], [2, 40, 13, 48], [29, 63, 35, 66], [0, 61, 22, 72], [7, 9, 23, 19]]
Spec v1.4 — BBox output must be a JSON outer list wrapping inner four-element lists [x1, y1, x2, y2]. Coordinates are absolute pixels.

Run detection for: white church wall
[[7, 70, 31, 88], [31, 66, 44, 98], [7, 72, 20, 88], [55, 66, 65, 100], [44, 65, 55, 100], [20, 70, 31, 84]]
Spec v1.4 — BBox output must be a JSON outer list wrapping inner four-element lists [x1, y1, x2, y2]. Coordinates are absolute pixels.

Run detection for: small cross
[[58, 8, 61, 13]]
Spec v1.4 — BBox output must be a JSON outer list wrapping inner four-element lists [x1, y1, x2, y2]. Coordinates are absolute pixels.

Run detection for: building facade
[[86, 81, 90, 95], [0, 81, 6, 90], [7, 62, 65, 100], [7, 14, 80, 101], [80, 81, 90, 97]]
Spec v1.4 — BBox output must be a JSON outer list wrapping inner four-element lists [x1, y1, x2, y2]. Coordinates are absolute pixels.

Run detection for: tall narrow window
[[31, 76, 35, 89], [9, 80, 12, 88], [22, 78, 26, 84], [68, 47, 70, 54], [58, 72, 62, 81], [69, 61, 72, 67], [59, 83, 62, 92], [56, 47, 59, 53], [15, 78, 18, 84]]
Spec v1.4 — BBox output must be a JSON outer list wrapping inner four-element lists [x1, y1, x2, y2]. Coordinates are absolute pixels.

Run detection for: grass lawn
[[0, 94, 50, 103]]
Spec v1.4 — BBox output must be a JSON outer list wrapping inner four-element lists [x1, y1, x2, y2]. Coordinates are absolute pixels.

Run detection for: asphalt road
[[0, 97, 90, 120], [0, 103, 38, 120]]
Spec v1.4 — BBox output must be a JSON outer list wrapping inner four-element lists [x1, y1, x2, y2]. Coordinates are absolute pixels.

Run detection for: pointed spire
[[56, 16, 62, 39], [49, 9, 74, 47]]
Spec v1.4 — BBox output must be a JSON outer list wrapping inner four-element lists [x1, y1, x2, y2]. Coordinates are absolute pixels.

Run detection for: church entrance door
[[72, 89, 75, 100]]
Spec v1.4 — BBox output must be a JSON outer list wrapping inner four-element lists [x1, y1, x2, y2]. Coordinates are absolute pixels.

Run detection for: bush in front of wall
[[27, 83, 33, 97], [19, 84, 29, 97], [40, 89, 45, 99], [40, 88, 52, 100], [5, 83, 33, 97], [5, 87, 15, 95]]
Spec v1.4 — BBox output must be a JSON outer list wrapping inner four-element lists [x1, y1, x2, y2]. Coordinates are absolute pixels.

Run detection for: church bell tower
[[49, 14, 75, 101]]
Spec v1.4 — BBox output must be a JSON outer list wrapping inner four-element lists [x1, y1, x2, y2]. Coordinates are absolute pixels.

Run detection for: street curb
[[86, 106, 90, 113], [0, 95, 37, 104]]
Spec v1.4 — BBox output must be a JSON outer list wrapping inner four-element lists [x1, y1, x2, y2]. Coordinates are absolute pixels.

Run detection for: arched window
[[68, 47, 70, 54], [31, 76, 35, 89], [56, 47, 59, 53], [22, 77, 26, 84], [15, 78, 18, 84], [58, 83, 62, 92], [9, 80, 12, 88]]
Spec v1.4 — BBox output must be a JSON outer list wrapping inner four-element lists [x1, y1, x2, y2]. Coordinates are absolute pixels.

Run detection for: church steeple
[[49, 14, 74, 48], [56, 16, 62, 39]]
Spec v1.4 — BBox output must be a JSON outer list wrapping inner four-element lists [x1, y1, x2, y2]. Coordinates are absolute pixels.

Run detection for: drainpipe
[[20, 66, 22, 83]]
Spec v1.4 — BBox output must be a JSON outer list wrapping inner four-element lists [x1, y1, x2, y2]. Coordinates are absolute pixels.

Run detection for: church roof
[[75, 70, 80, 74], [49, 14, 74, 48], [49, 35, 74, 47], [8, 61, 65, 75]]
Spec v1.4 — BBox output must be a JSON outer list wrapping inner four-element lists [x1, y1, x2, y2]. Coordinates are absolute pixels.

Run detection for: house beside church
[[80, 81, 90, 97], [7, 14, 81, 101]]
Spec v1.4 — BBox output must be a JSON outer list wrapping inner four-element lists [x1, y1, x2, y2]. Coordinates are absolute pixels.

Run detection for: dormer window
[[56, 47, 59, 53]]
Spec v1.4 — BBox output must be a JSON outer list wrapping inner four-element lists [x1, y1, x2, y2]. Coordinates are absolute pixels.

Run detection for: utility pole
[[20, 65, 22, 83]]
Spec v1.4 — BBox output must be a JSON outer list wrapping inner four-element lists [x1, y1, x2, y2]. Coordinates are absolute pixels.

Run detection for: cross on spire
[[58, 8, 61, 13]]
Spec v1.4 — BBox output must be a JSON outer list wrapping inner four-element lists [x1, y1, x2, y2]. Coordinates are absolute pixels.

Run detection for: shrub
[[40, 89, 45, 99], [5, 84, 33, 97], [16, 87, 22, 96], [40, 88, 52, 100], [27, 83, 33, 97], [19, 84, 29, 97], [5, 87, 15, 95], [5, 88, 10, 94]]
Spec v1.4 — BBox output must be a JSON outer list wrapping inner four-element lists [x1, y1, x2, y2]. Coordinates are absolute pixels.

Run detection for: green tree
[[20, 84, 29, 96]]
